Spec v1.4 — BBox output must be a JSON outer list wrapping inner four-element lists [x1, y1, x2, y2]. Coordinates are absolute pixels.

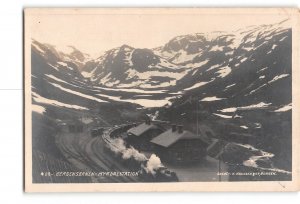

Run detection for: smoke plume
[[144, 154, 163, 175], [108, 138, 147, 162], [108, 138, 164, 175]]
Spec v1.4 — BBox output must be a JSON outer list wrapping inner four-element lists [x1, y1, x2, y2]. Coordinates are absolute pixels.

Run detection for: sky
[[28, 9, 290, 57]]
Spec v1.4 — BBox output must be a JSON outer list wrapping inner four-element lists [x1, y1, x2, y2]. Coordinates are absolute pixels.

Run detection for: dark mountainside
[[31, 20, 292, 178]]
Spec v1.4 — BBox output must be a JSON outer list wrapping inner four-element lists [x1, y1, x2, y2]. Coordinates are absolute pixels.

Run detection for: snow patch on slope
[[274, 103, 292, 112], [201, 96, 226, 101], [225, 83, 236, 89], [269, 74, 289, 84], [93, 85, 166, 94], [97, 93, 172, 108], [32, 43, 45, 53], [32, 92, 89, 110], [220, 102, 272, 113], [184, 78, 215, 91], [49, 82, 107, 103], [216, 66, 231, 78], [213, 113, 232, 119], [32, 104, 46, 114]]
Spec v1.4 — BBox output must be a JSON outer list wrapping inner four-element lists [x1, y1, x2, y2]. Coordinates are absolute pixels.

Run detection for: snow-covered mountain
[[32, 39, 91, 70], [31, 39, 110, 112], [81, 44, 186, 89], [31, 19, 292, 111], [167, 19, 292, 109], [78, 20, 291, 100]]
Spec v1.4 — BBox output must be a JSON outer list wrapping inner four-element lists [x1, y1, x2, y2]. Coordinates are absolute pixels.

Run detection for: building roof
[[127, 123, 159, 137], [150, 129, 204, 148]]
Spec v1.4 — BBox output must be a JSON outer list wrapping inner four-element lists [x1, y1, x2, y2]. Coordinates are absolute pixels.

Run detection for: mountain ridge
[[31, 20, 291, 110]]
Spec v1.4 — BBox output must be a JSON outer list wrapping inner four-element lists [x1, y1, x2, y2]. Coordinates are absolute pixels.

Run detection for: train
[[101, 125, 178, 182]]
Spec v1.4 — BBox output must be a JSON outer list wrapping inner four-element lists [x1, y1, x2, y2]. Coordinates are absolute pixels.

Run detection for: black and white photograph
[[24, 8, 300, 192]]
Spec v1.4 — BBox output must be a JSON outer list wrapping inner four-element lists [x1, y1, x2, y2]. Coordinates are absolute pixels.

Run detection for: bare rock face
[[131, 48, 160, 72]]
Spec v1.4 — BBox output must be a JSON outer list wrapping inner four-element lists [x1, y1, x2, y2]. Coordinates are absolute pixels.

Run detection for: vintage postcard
[[24, 8, 300, 192]]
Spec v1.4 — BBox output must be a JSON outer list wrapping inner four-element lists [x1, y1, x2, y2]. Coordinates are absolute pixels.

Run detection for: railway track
[[91, 137, 138, 182], [56, 132, 119, 182], [55, 125, 139, 183]]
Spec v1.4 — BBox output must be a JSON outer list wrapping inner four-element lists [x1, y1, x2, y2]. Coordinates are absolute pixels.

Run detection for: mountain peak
[[119, 44, 134, 51], [120, 44, 133, 48]]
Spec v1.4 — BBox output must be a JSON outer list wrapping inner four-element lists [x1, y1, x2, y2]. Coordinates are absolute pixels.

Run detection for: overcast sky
[[29, 9, 290, 57]]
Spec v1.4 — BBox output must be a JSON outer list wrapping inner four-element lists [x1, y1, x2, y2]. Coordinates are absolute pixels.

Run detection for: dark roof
[[150, 129, 204, 148], [127, 123, 159, 137]]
